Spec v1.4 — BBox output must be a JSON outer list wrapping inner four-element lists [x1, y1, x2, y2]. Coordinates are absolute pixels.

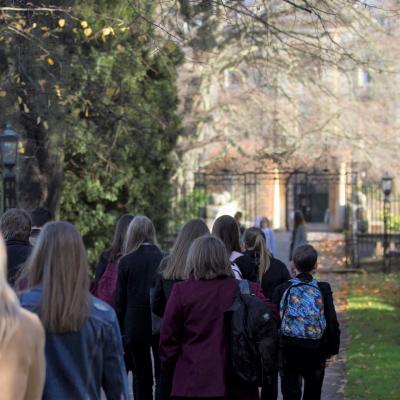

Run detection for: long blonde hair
[[244, 227, 271, 282], [123, 216, 156, 255], [27, 222, 90, 333], [0, 234, 20, 348]]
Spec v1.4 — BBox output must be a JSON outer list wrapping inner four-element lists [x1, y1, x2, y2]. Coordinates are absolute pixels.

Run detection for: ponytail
[[244, 227, 271, 282], [254, 233, 271, 282]]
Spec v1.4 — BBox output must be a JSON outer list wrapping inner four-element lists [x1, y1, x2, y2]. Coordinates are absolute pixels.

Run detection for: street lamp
[[0, 125, 19, 211], [381, 173, 393, 272], [381, 173, 393, 197]]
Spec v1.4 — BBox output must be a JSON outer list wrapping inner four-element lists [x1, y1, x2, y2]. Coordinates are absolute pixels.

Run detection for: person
[[93, 214, 134, 288], [234, 211, 246, 237], [243, 227, 290, 300], [0, 233, 45, 400], [152, 218, 210, 318], [212, 215, 258, 281], [273, 245, 340, 400], [243, 227, 290, 400], [20, 222, 129, 400], [0, 208, 32, 287], [116, 215, 163, 400], [159, 235, 271, 400], [29, 207, 52, 246], [255, 216, 276, 257], [289, 210, 307, 261]]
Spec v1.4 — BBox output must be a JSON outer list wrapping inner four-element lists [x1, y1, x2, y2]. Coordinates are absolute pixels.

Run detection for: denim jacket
[[20, 286, 129, 400]]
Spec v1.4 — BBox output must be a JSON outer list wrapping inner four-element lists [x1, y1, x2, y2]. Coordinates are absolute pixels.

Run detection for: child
[[273, 244, 340, 400]]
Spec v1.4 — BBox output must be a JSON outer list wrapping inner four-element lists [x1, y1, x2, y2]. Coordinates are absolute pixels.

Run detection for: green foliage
[[346, 273, 400, 400], [59, 2, 183, 264], [169, 189, 208, 232], [387, 213, 400, 232], [0, 1, 183, 265]]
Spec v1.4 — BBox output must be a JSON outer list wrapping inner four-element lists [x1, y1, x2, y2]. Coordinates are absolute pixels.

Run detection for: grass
[[346, 272, 400, 400]]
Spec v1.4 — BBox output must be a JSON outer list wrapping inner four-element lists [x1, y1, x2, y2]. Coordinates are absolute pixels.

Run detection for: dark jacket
[[159, 277, 273, 399], [20, 286, 129, 400], [273, 272, 340, 361], [234, 254, 258, 282], [6, 239, 32, 287], [152, 256, 182, 318], [244, 250, 291, 299], [115, 244, 163, 344]]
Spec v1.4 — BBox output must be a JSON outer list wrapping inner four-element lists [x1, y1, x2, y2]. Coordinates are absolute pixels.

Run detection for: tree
[[152, 1, 400, 176], [0, 1, 183, 262]]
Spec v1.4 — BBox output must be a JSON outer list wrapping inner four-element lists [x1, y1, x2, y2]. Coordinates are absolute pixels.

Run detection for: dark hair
[[294, 210, 305, 230], [211, 215, 241, 253], [244, 227, 270, 281], [185, 235, 233, 280], [163, 219, 210, 280], [0, 209, 31, 241], [293, 244, 318, 272], [109, 214, 134, 261], [30, 207, 52, 228]]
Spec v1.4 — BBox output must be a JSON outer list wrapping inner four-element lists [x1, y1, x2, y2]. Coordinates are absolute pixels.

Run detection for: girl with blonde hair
[[116, 215, 163, 400], [243, 227, 289, 400], [0, 234, 45, 400], [20, 222, 129, 400]]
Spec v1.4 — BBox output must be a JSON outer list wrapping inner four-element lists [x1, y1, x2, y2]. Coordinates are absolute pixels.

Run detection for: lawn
[[346, 272, 400, 400]]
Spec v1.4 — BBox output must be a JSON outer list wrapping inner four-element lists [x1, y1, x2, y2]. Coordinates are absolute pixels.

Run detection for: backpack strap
[[239, 279, 251, 295]]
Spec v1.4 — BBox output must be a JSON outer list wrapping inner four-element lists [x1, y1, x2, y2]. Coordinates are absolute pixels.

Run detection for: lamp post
[[381, 173, 393, 272], [0, 125, 19, 211]]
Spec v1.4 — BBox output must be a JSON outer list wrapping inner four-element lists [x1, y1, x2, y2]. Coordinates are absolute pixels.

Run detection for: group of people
[[0, 207, 340, 400]]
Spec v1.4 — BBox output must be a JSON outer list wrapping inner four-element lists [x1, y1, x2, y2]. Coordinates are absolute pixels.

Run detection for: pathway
[[275, 229, 348, 400]]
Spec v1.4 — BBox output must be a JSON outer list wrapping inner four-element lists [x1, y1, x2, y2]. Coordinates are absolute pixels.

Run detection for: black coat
[[115, 244, 163, 344], [243, 250, 290, 299], [6, 239, 32, 287], [152, 256, 182, 318], [272, 272, 340, 361], [234, 254, 258, 282]]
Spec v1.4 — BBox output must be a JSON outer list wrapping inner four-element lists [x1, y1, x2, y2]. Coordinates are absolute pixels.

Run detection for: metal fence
[[346, 177, 400, 270]]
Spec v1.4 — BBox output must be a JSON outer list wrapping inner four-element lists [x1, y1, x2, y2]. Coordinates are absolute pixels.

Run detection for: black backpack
[[225, 280, 278, 385]]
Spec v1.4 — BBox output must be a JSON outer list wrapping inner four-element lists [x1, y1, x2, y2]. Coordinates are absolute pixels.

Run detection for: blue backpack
[[280, 278, 326, 349]]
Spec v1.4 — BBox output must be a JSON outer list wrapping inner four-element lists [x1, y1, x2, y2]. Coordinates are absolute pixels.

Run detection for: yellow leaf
[[84, 28, 92, 37], [102, 27, 112, 37], [58, 19, 66, 28], [47, 57, 55, 66], [55, 85, 62, 98], [41, 27, 49, 32], [18, 19, 27, 27], [18, 142, 25, 155], [116, 44, 125, 53], [105, 88, 115, 97], [81, 21, 88, 29], [32, 23, 37, 29], [36, 117, 41, 125], [0, 90, 6, 97], [17, 96, 23, 104], [120, 26, 127, 32], [43, 121, 49, 130], [23, 103, 30, 113]]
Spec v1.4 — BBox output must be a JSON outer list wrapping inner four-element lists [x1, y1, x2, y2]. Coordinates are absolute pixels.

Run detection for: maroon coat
[[159, 277, 276, 399]]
